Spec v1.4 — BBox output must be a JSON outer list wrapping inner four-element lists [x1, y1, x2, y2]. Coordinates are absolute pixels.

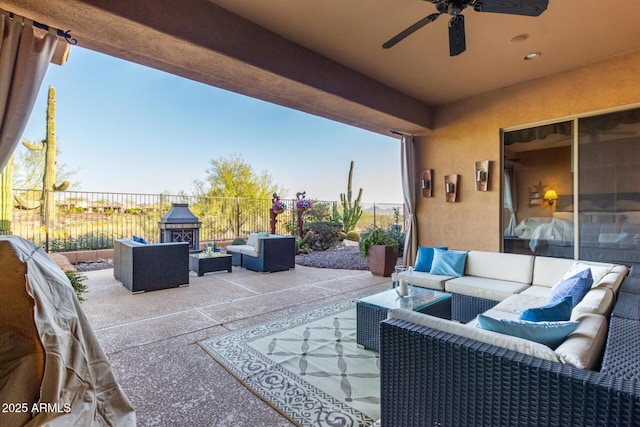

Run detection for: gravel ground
[[75, 244, 370, 272], [295, 244, 369, 270]]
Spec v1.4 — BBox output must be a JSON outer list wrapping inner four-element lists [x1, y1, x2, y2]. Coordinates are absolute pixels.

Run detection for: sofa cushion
[[430, 249, 467, 277], [561, 261, 612, 286], [132, 235, 147, 244], [445, 276, 530, 302], [401, 270, 453, 291], [476, 314, 579, 349], [554, 313, 608, 370], [246, 233, 259, 247], [465, 251, 534, 284], [531, 256, 576, 288], [488, 294, 548, 317], [571, 288, 614, 319], [548, 268, 593, 308], [414, 246, 447, 272], [519, 296, 572, 322], [389, 308, 561, 363]]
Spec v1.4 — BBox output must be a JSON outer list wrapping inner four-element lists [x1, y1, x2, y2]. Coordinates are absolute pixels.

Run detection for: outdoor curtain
[[0, 10, 57, 171], [504, 168, 517, 235], [401, 135, 418, 266]]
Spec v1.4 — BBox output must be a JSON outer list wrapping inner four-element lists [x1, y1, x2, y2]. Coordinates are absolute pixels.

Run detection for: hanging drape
[[401, 135, 418, 266], [0, 10, 57, 171], [503, 168, 517, 235]]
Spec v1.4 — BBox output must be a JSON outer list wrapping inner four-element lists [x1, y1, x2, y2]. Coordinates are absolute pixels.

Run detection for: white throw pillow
[[560, 261, 611, 286]]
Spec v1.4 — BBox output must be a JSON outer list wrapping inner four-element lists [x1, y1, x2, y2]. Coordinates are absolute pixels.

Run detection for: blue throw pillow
[[476, 314, 579, 349], [547, 268, 593, 308], [430, 249, 467, 277], [414, 246, 448, 272], [132, 235, 147, 244], [519, 296, 572, 322]]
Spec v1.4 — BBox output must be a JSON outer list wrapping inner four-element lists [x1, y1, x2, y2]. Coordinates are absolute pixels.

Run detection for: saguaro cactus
[[22, 86, 69, 225], [332, 161, 363, 233]]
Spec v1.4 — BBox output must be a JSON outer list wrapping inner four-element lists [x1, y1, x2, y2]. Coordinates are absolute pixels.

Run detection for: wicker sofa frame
[[226, 235, 295, 273], [113, 239, 189, 293], [379, 275, 640, 426]]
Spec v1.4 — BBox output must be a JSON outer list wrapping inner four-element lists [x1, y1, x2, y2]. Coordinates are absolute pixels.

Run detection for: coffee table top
[[190, 252, 231, 259], [358, 287, 451, 312]]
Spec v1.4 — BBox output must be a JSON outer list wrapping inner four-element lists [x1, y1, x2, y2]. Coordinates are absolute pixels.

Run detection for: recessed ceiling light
[[510, 34, 530, 43], [524, 52, 541, 60]]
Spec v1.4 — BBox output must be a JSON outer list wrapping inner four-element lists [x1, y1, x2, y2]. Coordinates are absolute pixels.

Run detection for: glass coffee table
[[356, 287, 451, 352], [189, 252, 232, 276]]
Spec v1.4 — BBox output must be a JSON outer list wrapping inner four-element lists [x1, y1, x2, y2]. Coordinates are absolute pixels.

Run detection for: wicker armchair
[[113, 239, 189, 292]]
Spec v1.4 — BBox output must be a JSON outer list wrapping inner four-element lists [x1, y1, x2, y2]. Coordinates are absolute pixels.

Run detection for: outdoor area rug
[[198, 299, 380, 427]]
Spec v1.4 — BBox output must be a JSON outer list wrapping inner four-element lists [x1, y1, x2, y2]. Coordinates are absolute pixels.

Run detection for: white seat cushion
[[465, 251, 534, 284], [402, 270, 454, 291], [445, 276, 530, 301]]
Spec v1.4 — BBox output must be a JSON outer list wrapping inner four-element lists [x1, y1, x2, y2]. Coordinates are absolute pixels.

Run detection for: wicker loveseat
[[113, 239, 189, 292], [226, 233, 295, 273], [379, 256, 639, 426]]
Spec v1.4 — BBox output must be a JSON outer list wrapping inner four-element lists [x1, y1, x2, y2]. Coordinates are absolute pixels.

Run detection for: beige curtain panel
[[401, 135, 418, 266], [0, 10, 57, 171]]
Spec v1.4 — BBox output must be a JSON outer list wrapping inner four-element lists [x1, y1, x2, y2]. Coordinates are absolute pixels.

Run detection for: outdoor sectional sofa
[[113, 238, 189, 292], [381, 250, 638, 426], [226, 232, 295, 273]]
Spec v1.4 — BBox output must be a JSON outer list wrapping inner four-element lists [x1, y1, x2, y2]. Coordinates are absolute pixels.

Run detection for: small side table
[[356, 287, 451, 352], [189, 252, 232, 276]]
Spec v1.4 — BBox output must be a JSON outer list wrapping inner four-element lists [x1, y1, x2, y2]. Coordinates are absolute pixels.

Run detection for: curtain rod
[[8, 12, 77, 45]]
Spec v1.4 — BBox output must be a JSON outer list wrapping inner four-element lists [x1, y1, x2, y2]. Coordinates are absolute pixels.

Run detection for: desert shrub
[[65, 270, 88, 302], [231, 237, 247, 245], [345, 230, 360, 242], [304, 221, 341, 251]]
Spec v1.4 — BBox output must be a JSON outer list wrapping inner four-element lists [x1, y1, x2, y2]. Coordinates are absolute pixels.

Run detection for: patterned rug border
[[198, 298, 379, 427]]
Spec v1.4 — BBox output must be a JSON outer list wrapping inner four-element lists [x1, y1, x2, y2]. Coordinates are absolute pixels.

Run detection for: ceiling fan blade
[[448, 15, 466, 56], [382, 13, 441, 49], [473, 0, 549, 17]]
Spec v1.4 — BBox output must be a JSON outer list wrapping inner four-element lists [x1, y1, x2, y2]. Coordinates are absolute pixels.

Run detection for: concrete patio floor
[[80, 264, 390, 427]]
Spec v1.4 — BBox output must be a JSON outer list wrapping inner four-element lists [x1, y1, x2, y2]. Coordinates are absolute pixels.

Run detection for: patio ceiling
[[1, 0, 639, 136]]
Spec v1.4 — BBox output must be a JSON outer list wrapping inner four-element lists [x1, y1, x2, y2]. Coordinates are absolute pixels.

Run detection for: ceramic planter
[[366, 244, 398, 277]]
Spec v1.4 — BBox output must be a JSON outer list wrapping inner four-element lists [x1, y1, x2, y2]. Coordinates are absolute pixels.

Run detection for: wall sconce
[[474, 160, 490, 192], [544, 190, 558, 205], [445, 174, 459, 203], [421, 169, 433, 197]]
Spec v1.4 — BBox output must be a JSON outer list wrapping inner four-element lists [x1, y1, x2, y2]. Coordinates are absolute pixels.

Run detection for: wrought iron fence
[[7, 189, 404, 252]]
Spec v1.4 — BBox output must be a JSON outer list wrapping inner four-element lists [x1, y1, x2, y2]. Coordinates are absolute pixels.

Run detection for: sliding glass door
[[503, 106, 640, 266], [577, 108, 640, 264]]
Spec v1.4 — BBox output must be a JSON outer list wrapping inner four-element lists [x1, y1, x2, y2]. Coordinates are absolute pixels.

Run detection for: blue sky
[[19, 47, 403, 203]]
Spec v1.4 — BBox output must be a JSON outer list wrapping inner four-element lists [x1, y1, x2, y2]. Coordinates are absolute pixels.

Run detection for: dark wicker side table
[[356, 288, 451, 352], [189, 253, 232, 276]]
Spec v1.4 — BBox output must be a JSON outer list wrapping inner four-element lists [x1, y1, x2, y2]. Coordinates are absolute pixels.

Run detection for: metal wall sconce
[[421, 169, 433, 197], [445, 174, 459, 203], [474, 160, 490, 191]]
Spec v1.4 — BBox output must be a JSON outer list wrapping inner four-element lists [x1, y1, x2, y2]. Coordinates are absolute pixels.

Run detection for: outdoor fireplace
[[158, 203, 201, 252]]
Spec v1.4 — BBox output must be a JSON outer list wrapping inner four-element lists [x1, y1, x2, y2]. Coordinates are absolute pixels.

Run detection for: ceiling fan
[[383, 0, 549, 56]]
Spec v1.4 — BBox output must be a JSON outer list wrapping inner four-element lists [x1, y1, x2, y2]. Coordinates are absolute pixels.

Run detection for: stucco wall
[[415, 49, 640, 252]]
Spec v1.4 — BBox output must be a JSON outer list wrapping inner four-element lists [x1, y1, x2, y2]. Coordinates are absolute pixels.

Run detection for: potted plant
[[359, 227, 399, 277]]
